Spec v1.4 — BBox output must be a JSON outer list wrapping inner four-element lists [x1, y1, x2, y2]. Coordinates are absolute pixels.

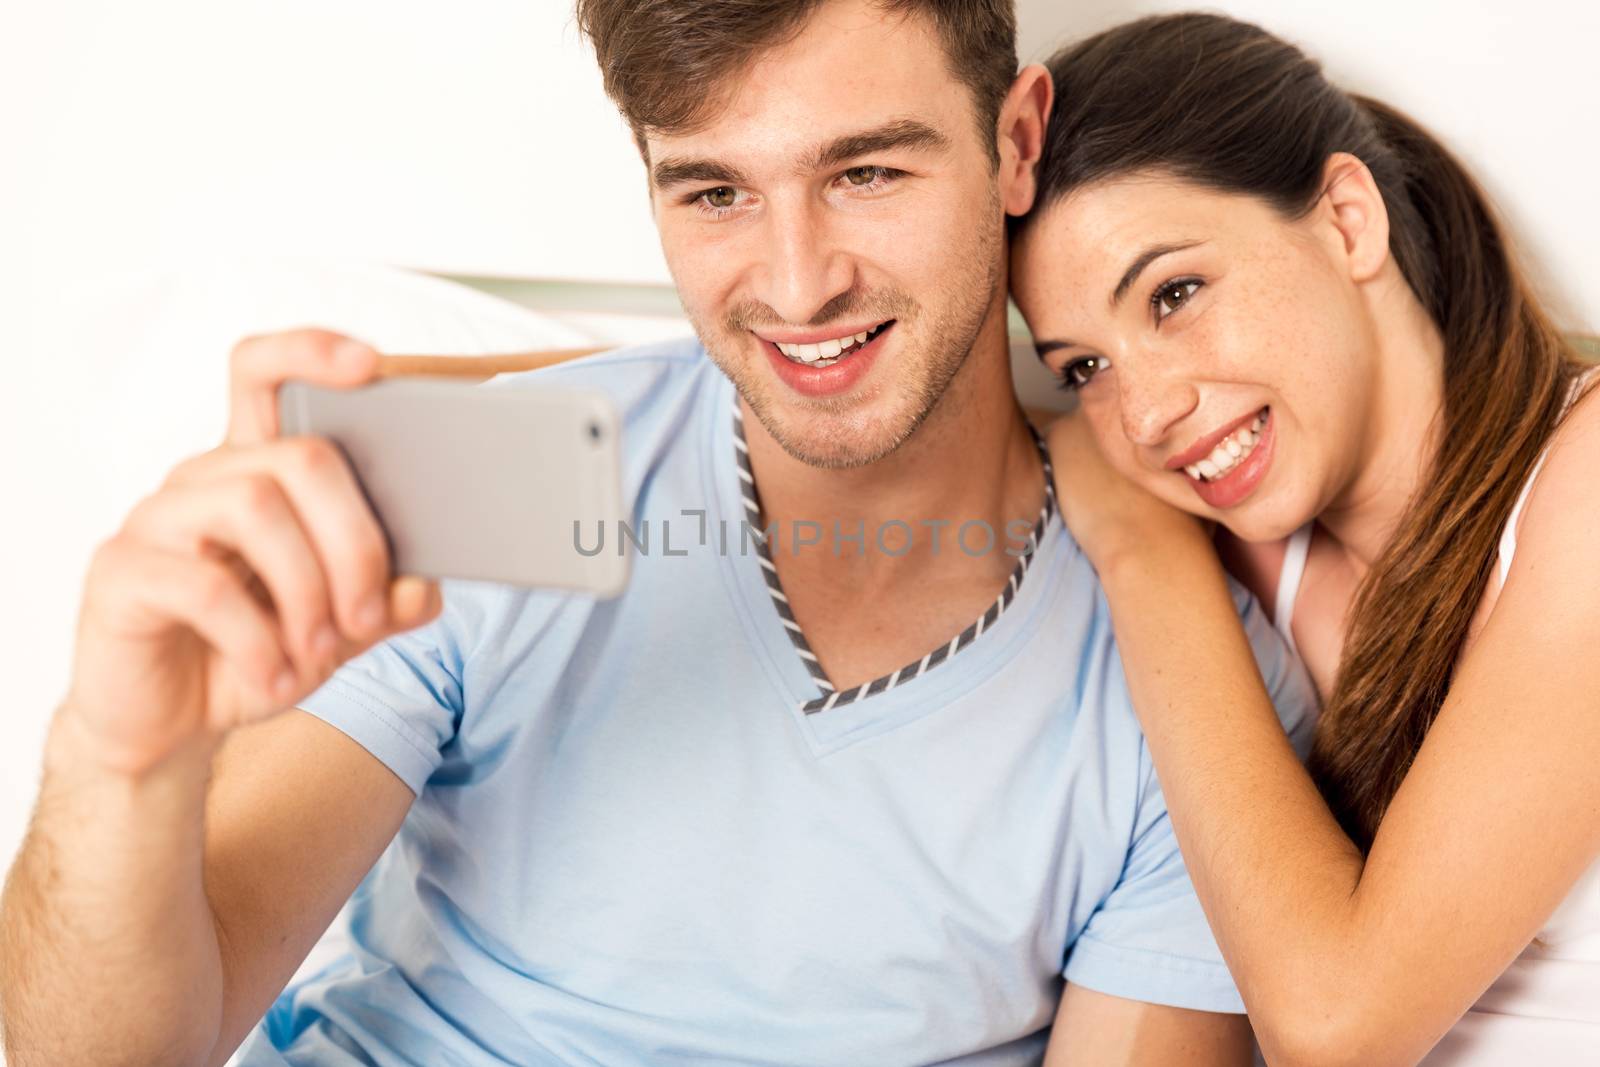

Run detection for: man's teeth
[[1185, 411, 1268, 482], [775, 328, 875, 365]]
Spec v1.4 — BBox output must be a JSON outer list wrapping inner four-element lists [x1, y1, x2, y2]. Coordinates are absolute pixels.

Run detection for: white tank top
[[1274, 370, 1600, 1063]]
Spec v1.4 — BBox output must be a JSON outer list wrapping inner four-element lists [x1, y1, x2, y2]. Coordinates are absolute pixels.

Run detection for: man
[[0, 2, 1314, 1064]]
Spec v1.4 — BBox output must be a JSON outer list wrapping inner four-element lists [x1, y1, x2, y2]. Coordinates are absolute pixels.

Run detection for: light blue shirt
[[234, 340, 1316, 1066]]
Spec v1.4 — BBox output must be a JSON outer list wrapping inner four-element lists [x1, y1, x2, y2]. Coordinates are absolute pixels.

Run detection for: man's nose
[[754, 199, 855, 326], [1118, 367, 1200, 448]]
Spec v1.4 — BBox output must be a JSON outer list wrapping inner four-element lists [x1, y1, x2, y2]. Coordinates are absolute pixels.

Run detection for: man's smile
[[755, 320, 897, 397], [760, 319, 894, 367]]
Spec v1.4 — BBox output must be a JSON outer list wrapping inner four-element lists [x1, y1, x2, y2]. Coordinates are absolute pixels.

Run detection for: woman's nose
[[1119, 371, 1200, 448]]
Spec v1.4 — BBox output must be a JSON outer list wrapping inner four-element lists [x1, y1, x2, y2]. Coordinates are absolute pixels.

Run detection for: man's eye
[[844, 166, 882, 187], [701, 187, 739, 209], [1153, 279, 1202, 320]]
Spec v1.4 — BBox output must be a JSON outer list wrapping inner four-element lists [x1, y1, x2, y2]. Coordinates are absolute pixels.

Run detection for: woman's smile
[[1166, 407, 1276, 509]]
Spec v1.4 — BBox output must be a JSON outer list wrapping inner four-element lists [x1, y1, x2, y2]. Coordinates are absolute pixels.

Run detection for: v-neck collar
[[706, 373, 1061, 731]]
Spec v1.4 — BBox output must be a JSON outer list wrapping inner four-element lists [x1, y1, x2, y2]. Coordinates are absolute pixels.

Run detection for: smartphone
[[277, 377, 629, 597]]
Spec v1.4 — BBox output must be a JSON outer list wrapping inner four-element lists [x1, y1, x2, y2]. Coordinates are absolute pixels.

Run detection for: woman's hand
[[1045, 408, 1216, 579]]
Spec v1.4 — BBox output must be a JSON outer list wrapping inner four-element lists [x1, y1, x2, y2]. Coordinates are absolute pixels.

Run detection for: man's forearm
[[0, 706, 225, 1067], [1044, 984, 1254, 1067]]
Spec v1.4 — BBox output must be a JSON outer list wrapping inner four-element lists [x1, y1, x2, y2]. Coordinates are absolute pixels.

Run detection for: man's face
[[646, 0, 1007, 469]]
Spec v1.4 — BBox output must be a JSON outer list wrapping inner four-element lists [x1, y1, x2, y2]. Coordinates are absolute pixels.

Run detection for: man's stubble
[[685, 183, 1006, 471]]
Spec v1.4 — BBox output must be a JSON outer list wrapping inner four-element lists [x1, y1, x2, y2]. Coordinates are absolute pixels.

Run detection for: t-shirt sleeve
[[1063, 582, 1320, 1012], [297, 581, 481, 795]]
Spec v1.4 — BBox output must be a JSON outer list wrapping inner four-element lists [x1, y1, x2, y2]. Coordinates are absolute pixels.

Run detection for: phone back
[[278, 377, 629, 597]]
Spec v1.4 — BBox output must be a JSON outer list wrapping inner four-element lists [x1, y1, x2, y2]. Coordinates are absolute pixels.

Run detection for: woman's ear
[[998, 65, 1054, 217], [1319, 151, 1391, 284]]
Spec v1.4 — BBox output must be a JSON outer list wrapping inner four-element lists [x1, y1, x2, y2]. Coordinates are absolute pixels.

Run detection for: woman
[[1009, 13, 1599, 1067]]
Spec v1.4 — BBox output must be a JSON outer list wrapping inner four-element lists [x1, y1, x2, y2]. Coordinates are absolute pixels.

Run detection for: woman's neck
[[1314, 273, 1446, 581]]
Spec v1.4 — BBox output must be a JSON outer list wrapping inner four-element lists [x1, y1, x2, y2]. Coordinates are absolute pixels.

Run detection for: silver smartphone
[[277, 377, 629, 597]]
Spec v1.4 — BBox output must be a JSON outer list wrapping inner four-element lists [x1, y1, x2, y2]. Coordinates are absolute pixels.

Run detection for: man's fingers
[[149, 438, 395, 642], [325, 576, 444, 673], [90, 539, 297, 703], [121, 477, 337, 675], [387, 575, 442, 632], [227, 329, 379, 445]]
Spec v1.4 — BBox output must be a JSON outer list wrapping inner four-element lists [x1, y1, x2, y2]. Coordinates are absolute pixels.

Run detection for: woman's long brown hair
[[1019, 13, 1589, 849]]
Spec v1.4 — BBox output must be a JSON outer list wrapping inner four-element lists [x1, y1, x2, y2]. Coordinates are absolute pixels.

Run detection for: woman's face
[[1011, 173, 1382, 543]]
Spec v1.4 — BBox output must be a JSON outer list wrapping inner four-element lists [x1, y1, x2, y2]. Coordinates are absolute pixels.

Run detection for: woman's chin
[[1181, 467, 1316, 544], [1216, 507, 1314, 545]]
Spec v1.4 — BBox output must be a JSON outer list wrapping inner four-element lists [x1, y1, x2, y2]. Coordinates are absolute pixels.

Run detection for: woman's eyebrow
[[1034, 238, 1210, 357], [1033, 339, 1077, 360], [1111, 240, 1205, 306]]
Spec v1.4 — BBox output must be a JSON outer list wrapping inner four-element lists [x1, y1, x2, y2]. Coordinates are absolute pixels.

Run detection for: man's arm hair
[[0, 708, 413, 1067]]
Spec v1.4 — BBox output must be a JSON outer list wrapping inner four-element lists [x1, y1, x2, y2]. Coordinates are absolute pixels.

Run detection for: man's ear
[[997, 64, 1053, 217], [1318, 151, 1390, 284]]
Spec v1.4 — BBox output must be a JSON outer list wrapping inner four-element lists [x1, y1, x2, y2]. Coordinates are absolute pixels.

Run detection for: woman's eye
[[1059, 356, 1107, 391], [1152, 279, 1202, 320]]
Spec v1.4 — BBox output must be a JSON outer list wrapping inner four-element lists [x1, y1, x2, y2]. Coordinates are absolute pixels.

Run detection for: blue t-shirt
[[235, 340, 1316, 1067]]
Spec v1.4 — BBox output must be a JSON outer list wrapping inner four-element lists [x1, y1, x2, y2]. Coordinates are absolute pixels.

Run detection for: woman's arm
[[1046, 411, 1600, 1067]]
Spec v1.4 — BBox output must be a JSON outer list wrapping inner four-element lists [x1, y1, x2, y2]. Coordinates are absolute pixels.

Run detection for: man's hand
[[62, 329, 442, 776]]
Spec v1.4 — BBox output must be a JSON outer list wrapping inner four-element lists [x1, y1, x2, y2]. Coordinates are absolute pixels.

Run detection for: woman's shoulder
[[1505, 369, 1600, 572]]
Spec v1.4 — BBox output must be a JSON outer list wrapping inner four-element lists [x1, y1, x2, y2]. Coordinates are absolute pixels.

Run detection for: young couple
[[1, 3, 1593, 1066]]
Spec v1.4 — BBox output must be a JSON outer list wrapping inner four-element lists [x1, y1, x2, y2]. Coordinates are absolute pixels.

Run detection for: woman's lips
[[1167, 407, 1266, 471], [1186, 408, 1277, 510]]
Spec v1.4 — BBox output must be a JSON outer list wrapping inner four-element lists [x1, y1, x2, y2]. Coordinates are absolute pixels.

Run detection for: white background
[[0, 1, 1596, 1043], [6, 1, 1599, 298]]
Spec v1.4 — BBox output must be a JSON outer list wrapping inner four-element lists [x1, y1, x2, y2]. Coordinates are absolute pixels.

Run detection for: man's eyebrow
[[650, 119, 949, 192], [809, 118, 951, 172], [651, 157, 750, 191], [1112, 240, 1205, 305]]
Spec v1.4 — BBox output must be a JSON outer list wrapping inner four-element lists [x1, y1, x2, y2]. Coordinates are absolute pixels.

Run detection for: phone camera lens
[[588, 421, 603, 442]]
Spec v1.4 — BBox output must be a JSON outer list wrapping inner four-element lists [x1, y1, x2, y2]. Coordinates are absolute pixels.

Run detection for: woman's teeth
[[1185, 410, 1268, 482], [774, 323, 885, 367]]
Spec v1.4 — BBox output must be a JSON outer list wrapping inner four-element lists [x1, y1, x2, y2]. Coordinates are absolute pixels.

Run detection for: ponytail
[[1309, 97, 1584, 847]]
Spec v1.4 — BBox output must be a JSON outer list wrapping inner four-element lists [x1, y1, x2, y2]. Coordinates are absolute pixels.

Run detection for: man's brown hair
[[573, 0, 1018, 163]]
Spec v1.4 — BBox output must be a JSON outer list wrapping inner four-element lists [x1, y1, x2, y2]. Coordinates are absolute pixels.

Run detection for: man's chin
[[706, 329, 946, 469], [749, 392, 919, 470], [776, 434, 898, 471]]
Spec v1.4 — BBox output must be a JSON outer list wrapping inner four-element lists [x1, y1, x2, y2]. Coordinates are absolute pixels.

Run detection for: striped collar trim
[[731, 400, 1058, 715]]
